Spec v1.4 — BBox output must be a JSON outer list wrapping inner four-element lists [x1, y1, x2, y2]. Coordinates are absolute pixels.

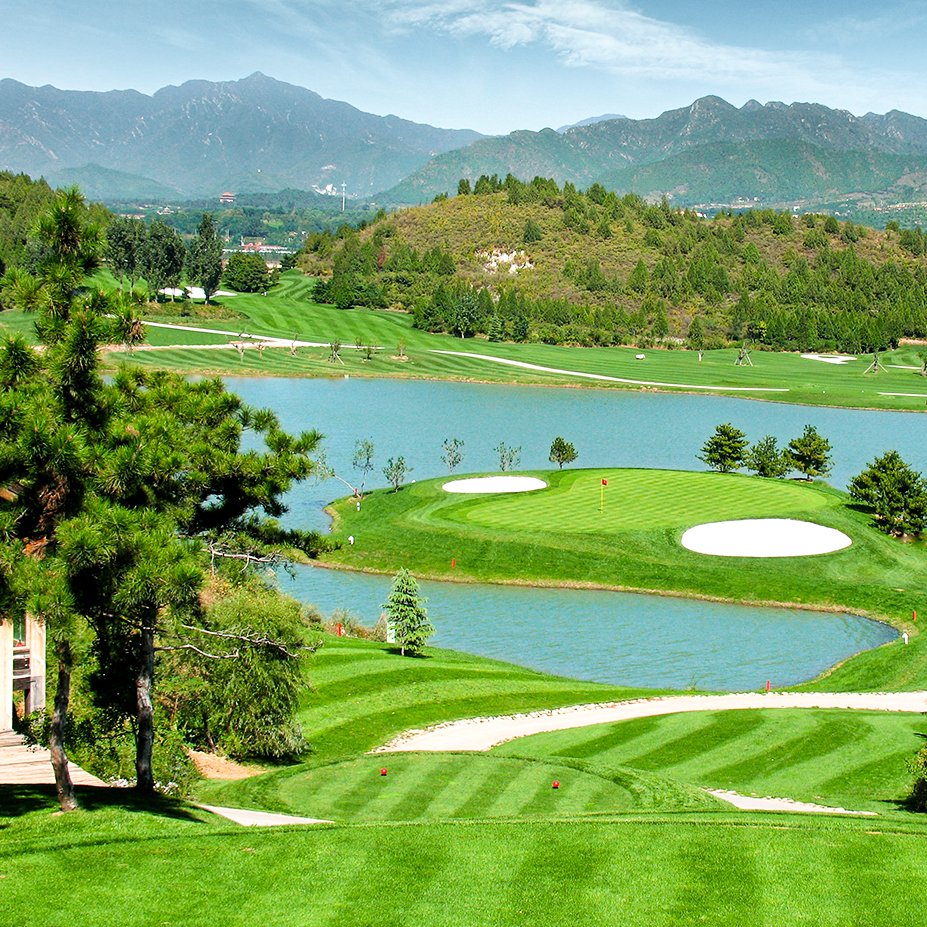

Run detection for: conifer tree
[[383, 569, 434, 657]]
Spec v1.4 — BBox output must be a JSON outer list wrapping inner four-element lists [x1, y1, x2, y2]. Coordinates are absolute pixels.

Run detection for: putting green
[[452, 469, 831, 535]]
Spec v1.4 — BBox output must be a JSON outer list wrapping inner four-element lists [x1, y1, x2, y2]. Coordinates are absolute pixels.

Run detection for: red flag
[[601, 478, 608, 485]]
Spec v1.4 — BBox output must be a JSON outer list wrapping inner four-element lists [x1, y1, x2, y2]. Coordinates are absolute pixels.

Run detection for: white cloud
[[379, 0, 842, 83]]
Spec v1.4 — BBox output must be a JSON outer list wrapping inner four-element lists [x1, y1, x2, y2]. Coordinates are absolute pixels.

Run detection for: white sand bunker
[[443, 476, 548, 494], [681, 518, 852, 557]]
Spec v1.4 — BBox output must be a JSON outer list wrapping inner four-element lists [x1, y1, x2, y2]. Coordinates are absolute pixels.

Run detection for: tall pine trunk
[[135, 618, 155, 792], [49, 637, 79, 812]]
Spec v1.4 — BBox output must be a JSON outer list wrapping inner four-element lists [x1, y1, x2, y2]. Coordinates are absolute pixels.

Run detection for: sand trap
[[443, 476, 548, 494], [801, 353, 857, 365], [681, 518, 851, 557], [160, 287, 237, 299]]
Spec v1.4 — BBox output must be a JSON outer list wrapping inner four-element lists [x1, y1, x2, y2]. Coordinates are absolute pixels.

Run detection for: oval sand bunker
[[443, 476, 548, 494], [681, 518, 852, 558]]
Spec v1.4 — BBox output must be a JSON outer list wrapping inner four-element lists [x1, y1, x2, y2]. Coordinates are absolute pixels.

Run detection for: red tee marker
[[380, 768, 388, 776], [552, 780, 560, 789]]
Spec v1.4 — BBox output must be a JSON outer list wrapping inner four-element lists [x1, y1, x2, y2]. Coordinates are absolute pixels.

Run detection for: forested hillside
[[297, 174, 927, 354], [0, 172, 111, 294]]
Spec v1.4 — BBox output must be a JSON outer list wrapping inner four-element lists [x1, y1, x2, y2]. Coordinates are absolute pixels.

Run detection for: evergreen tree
[[746, 435, 789, 478], [698, 423, 748, 473], [187, 213, 223, 303], [523, 219, 543, 243], [786, 425, 832, 480], [849, 450, 927, 536], [548, 436, 578, 468], [383, 569, 434, 656]]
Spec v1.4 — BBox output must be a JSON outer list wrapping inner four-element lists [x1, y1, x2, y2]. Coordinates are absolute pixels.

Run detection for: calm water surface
[[227, 377, 907, 690]]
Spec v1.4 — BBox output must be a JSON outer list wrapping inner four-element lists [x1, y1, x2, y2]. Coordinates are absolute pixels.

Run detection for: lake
[[227, 376, 908, 690]]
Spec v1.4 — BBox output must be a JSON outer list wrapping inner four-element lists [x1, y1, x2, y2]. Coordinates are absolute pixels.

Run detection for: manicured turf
[[454, 468, 829, 534], [495, 708, 926, 816], [291, 634, 659, 759], [7, 786, 927, 926], [199, 752, 718, 822]]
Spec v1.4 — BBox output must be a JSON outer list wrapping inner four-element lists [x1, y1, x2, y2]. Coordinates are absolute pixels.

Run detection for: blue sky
[[3, 0, 926, 134]]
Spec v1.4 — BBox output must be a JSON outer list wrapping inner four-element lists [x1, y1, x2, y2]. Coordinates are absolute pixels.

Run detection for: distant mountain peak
[[557, 113, 627, 133]]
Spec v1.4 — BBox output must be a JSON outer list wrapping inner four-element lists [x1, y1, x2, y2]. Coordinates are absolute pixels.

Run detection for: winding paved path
[[374, 691, 927, 753]]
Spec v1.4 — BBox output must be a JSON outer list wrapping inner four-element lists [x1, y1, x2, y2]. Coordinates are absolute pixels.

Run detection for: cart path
[[706, 789, 877, 816], [430, 350, 791, 392], [374, 691, 927, 753], [0, 730, 107, 786], [197, 804, 332, 826]]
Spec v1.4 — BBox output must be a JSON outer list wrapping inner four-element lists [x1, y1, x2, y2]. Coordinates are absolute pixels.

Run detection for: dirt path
[[374, 691, 927, 753]]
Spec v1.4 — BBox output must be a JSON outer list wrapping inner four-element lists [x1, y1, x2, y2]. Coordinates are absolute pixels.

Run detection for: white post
[[0, 620, 13, 731], [25, 616, 46, 714]]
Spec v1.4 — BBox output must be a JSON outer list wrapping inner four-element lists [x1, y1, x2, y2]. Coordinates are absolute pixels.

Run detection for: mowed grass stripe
[[459, 469, 830, 534], [495, 709, 925, 813]]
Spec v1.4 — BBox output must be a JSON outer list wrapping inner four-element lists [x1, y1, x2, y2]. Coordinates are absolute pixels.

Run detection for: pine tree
[[383, 569, 434, 656]]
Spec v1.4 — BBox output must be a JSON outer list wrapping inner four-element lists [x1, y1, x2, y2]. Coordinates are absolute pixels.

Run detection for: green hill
[[298, 177, 927, 354]]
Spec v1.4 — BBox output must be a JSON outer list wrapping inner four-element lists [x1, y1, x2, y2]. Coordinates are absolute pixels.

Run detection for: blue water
[[226, 377, 907, 690]]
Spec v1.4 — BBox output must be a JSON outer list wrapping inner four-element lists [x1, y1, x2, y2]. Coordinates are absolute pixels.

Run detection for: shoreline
[[101, 347, 927, 414], [310, 555, 903, 628]]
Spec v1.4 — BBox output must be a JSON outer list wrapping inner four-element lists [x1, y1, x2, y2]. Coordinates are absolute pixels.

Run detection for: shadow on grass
[[0, 784, 202, 822]]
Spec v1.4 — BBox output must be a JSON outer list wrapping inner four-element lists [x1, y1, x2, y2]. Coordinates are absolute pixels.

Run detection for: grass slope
[[8, 269, 927, 410]]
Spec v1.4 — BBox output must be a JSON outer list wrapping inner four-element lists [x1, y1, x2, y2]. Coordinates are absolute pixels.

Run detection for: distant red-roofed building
[[219, 192, 236, 204]]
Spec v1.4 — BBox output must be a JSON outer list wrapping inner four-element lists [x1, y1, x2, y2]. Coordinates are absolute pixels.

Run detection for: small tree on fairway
[[549, 436, 578, 468], [383, 569, 434, 656], [849, 450, 927, 536], [746, 435, 789, 478], [441, 437, 464, 474], [698, 423, 748, 473], [786, 425, 832, 480], [352, 438, 375, 495], [494, 442, 521, 472], [383, 456, 410, 490]]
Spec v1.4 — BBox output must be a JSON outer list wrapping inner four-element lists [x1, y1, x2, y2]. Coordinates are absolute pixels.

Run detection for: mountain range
[[384, 96, 927, 207], [3, 75, 927, 218], [0, 73, 483, 199]]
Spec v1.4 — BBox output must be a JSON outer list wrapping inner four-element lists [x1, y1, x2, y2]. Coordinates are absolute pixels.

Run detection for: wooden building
[[1, 615, 46, 731]]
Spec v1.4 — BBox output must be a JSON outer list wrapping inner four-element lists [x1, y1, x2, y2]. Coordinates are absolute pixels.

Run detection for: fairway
[[452, 468, 830, 534], [10, 269, 927, 411]]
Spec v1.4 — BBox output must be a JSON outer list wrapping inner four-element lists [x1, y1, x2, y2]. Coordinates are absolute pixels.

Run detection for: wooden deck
[[0, 730, 107, 786]]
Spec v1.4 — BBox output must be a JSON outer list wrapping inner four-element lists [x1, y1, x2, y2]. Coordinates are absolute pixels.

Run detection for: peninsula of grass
[[323, 466, 927, 632]]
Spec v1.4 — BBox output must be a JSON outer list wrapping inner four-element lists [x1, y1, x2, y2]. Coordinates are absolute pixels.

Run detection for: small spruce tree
[[383, 569, 434, 656]]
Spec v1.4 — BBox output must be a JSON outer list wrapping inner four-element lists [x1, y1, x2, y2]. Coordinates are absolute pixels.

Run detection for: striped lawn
[[8, 794, 927, 927], [456, 468, 830, 534], [205, 753, 714, 823], [495, 708, 925, 815]]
